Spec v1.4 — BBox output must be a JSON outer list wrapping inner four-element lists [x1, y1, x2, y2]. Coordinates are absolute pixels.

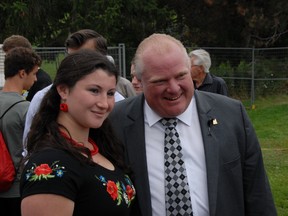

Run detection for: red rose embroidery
[[126, 185, 134, 200], [106, 180, 118, 200], [34, 164, 53, 176]]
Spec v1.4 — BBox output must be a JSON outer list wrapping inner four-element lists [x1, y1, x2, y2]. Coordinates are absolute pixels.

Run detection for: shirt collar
[[144, 96, 196, 127]]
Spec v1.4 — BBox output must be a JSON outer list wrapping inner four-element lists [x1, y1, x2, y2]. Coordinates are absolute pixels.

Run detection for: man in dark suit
[[109, 33, 276, 216]]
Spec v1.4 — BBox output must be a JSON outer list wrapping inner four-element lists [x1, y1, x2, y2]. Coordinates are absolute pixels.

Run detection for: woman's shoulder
[[22, 148, 83, 184], [26, 148, 78, 168], [21, 148, 85, 203]]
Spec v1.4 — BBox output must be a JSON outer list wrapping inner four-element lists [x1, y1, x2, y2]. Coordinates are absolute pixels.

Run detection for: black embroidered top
[[20, 149, 136, 216]]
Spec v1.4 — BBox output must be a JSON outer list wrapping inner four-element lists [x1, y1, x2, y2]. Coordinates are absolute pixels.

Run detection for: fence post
[[118, 43, 126, 78], [251, 47, 255, 108]]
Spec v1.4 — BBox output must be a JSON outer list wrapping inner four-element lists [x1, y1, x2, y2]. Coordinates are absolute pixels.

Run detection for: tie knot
[[160, 118, 178, 128]]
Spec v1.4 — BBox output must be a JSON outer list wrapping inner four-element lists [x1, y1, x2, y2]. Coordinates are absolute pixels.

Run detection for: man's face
[[141, 44, 194, 118], [67, 39, 96, 54], [130, 64, 143, 95], [23, 66, 38, 90], [190, 56, 204, 79]]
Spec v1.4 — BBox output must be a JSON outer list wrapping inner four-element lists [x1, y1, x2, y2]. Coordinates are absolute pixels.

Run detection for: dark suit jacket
[[109, 90, 277, 216]]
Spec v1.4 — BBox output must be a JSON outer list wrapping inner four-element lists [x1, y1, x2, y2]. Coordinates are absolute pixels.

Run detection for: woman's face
[[60, 69, 117, 129]]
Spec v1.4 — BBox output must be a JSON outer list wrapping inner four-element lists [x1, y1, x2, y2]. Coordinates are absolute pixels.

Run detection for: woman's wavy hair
[[25, 50, 129, 172]]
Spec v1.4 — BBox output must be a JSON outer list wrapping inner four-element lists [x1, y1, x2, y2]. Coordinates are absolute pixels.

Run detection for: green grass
[[247, 94, 288, 216], [41, 53, 65, 80], [41, 60, 57, 80]]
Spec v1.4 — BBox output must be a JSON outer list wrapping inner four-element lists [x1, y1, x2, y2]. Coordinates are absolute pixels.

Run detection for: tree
[[0, 0, 72, 46], [1, 0, 288, 48], [161, 0, 288, 47], [0, 0, 174, 47], [244, 0, 288, 47]]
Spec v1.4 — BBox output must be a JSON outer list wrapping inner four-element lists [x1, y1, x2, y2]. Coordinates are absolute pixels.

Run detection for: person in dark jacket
[[189, 49, 228, 96]]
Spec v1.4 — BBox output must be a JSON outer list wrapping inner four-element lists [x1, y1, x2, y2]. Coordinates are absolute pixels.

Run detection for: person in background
[[0, 47, 41, 216], [108, 33, 276, 216], [116, 75, 136, 98], [20, 50, 136, 216], [78, 32, 136, 98], [189, 49, 228, 96], [23, 29, 124, 150], [2, 35, 52, 101], [130, 58, 143, 95], [66, 29, 134, 99]]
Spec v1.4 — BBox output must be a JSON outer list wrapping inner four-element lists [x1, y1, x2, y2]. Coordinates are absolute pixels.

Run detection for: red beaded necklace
[[60, 131, 99, 156]]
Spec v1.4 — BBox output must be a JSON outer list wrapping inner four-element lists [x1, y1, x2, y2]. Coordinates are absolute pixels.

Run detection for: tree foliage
[[1, 0, 288, 48]]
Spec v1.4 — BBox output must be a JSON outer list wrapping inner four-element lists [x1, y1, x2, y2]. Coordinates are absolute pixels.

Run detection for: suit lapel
[[194, 91, 219, 216], [124, 95, 153, 216], [123, 92, 220, 216]]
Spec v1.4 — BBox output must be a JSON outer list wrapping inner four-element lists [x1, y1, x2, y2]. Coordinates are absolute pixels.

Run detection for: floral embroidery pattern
[[25, 161, 65, 181], [96, 175, 136, 207]]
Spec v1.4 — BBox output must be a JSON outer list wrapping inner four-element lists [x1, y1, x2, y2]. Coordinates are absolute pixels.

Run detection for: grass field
[[247, 94, 288, 216]]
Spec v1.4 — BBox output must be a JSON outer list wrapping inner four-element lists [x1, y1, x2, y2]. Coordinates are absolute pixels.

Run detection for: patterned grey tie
[[161, 118, 193, 216]]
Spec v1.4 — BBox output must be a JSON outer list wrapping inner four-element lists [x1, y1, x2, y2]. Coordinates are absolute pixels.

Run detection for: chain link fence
[[196, 47, 288, 106], [0, 44, 126, 88], [127, 47, 288, 106], [1, 46, 288, 107]]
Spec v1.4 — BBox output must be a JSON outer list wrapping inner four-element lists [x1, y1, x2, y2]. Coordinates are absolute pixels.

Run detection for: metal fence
[[1, 46, 288, 107], [0, 43, 126, 87], [127, 46, 288, 106], [196, 47, 288, 106]]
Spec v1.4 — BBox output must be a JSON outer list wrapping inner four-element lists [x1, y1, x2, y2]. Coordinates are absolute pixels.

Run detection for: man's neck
[[2, 79, 23, 94]]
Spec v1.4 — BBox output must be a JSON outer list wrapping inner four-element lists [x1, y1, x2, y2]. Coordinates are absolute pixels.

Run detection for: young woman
[[20, 50, 136, 216]]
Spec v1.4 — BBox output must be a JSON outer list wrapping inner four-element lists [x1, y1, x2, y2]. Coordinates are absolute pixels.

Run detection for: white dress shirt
[[144, 96, 209, 216]]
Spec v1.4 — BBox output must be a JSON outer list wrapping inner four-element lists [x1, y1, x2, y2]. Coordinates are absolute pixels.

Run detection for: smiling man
[[108, 33, 277, 216]]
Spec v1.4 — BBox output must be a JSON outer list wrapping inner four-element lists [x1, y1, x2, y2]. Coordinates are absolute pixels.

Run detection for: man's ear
[[19, 69, 26, 78], [57, 84, 69, 99]]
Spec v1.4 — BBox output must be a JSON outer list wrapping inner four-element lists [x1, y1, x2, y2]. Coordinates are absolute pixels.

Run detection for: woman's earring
[[60, 102, 68, 112]]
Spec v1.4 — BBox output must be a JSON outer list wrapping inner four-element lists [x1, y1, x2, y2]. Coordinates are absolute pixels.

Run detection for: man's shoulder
[[195, 90, 238, 104], [109, 95, 144, 126], [113, 95, 143, 114], [118, 76, 132, 85], [210, 74, 226, 84], [0, 93, 29, 116]]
